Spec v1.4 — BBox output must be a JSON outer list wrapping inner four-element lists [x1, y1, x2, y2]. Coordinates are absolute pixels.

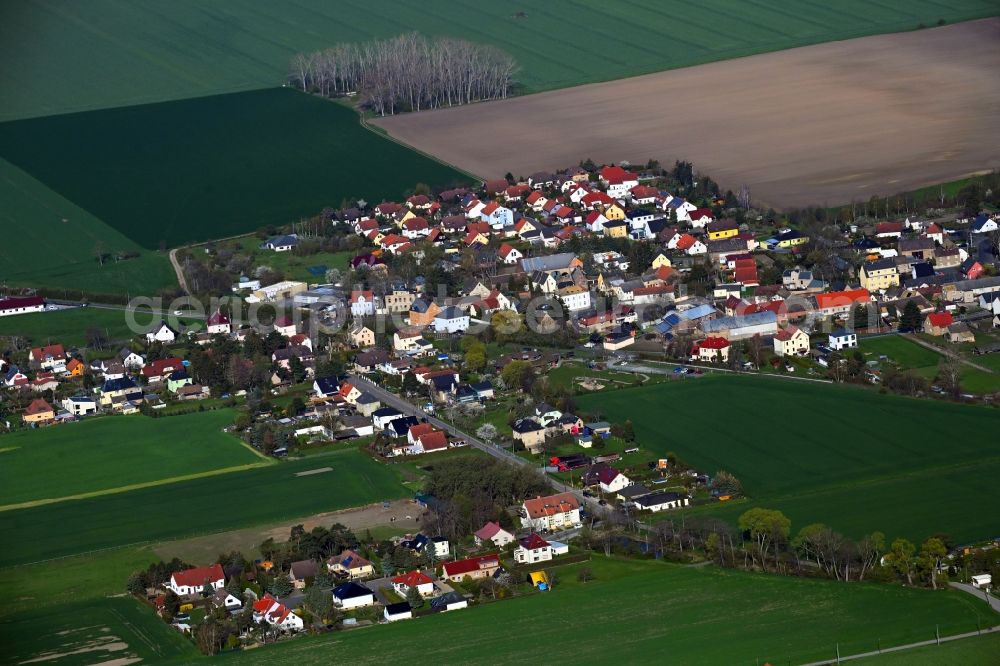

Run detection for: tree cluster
[[289, 32, 518, 115], [421, 456, 549, 540]]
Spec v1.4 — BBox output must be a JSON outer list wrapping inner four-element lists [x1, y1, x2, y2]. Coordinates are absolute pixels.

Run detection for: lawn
[[0, 157, 177, 297], [0, 448, 410, 566], [0, 596, 197, 665], [226, 236, 355, 283], [0, 88, 471, 251], [577, 375, 1000, 543], [0, 410, 261, 507], [853, 631, 1000, 664], [215, 557, 995, 666], [1, 1, 997, 120], [545, 361, 649, 393], [0, 306, 158, 348], [860, 335, 941, 372]]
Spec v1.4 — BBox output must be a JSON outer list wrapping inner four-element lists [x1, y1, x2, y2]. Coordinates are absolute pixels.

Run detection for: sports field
[[217, 557, 995, 666], [1, 448, 410, 566], [0, 596, 197, 665], [376, 18, 1000, 208], [2, 1, 996, 121], [577, 375, 999, 543], [0, 88, 471, 251], [0, 157, 176, 297], [0, 410, 262, 508]]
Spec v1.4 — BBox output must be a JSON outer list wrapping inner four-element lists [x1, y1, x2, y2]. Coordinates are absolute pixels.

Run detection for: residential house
[[706, 218, 739, 241], [384, 602, 413, 622], [948, 322, 975, 344], [815, 289, 871, 318], [828, 329, 858, 350], [522, 492, 581, 531], [701, 311, 778, 340], [473, 522, 515, 547], [430, 591, 469, 612], [169, 564, 225, 597], [350, 290, 376, 317], [514, 533, 553, 564], [333, 582, 375, 609], [773, 326, 810, 357], [860, 259, 900, 291], [594, 465, 631, 494], [261, 234, 299, 252], [206, 310, 231, 335], [327, 550, 374, 579], [433, 306, 470, 333], [23, 398, 55, 425], [409, 299, 442, 327], [349, 324, 376, 348], [632, 491, 690, 512], [146, 320, 177, 343], [29, 344, 66, 371], [442, 554, 501, 583], [391, 571, 435, 597], [924, 312, 954, 336], [252, 594, 304, 631], [97, 377, 143, 410], [62, 394, 97, 416], [289, 560, 319, 590]]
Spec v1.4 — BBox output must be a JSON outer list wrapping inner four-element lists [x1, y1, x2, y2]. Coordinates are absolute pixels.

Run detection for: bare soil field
[[374, 19, 1000, 208], [154, 499, 424, 562]]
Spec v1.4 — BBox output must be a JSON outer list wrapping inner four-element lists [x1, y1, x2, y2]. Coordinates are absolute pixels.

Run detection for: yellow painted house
[[651, 253, 673, 269], [395, 209, 417, 226], [706, 219, 739, 241], [604, 220, 628, 238], [603, 202, 626, 221], [859, 258, 899, 291], [369, 230, 386, 246]]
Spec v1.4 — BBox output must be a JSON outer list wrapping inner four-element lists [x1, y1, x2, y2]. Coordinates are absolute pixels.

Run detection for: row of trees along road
[[288, 32, 518, 115]]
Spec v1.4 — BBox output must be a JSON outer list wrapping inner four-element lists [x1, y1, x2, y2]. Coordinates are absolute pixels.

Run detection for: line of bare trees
[[288, 32, 518, 115]]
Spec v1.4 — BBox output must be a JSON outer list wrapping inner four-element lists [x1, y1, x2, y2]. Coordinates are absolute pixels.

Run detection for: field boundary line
[[796, 625, 1000, 666], [0, 460, 272, 513]]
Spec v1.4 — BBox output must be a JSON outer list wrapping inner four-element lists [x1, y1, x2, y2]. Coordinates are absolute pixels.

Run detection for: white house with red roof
[[350, 290, 375, 317], [168, 563, 225, 596], [521, 492, 581, 532], [691, 337, 730, 363], [773, 326, 810, 357], [684, 207, 714, 228], [273, 315, 297, 337], [595, 466, 631, 494], [29, 344, 66, 371], [499, 243, 522, 265], [252, 594, 304, 631], [473, 521, 515, 547], [391, 570, 435, 597], [514, 533, 553, 564], [0, 295, 44, 317], [206, 310, 231, 335]]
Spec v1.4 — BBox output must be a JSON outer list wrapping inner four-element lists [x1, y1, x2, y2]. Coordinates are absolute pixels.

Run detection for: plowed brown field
[[374, 19, 1000, 208]]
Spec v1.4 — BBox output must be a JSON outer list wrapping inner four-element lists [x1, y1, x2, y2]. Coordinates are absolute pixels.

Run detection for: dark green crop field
[[577, 376, 1000, 543], [1, 0, 996, 121], [0, 448, 410, 567], [0, 596, 197, 666], [0, 88, 471, 250], [213, 557, 995, 666]]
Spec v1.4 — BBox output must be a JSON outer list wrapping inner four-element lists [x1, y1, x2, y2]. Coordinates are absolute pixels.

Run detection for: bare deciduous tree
[[289, 33, 518, 116]]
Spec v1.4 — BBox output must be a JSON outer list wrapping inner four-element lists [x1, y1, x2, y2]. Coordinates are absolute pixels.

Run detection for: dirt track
[[374, 19, 1000, 208]]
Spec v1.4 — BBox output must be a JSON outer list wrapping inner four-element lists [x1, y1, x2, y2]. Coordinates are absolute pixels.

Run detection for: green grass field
[[1, 1, 996, 121], [0, 448, 409, 566], [225, 236, 355, 283], [860, 335, 941, 373], [0, 596, 197, 665], [0, 88, 471, 251], [577, 376, 999, 543], [854, 632, 1000, 665], [212, 557, 996, 666], [0, 306, 158, 348], [0, 157, 177, 296], [0, 410, 262, 507]]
